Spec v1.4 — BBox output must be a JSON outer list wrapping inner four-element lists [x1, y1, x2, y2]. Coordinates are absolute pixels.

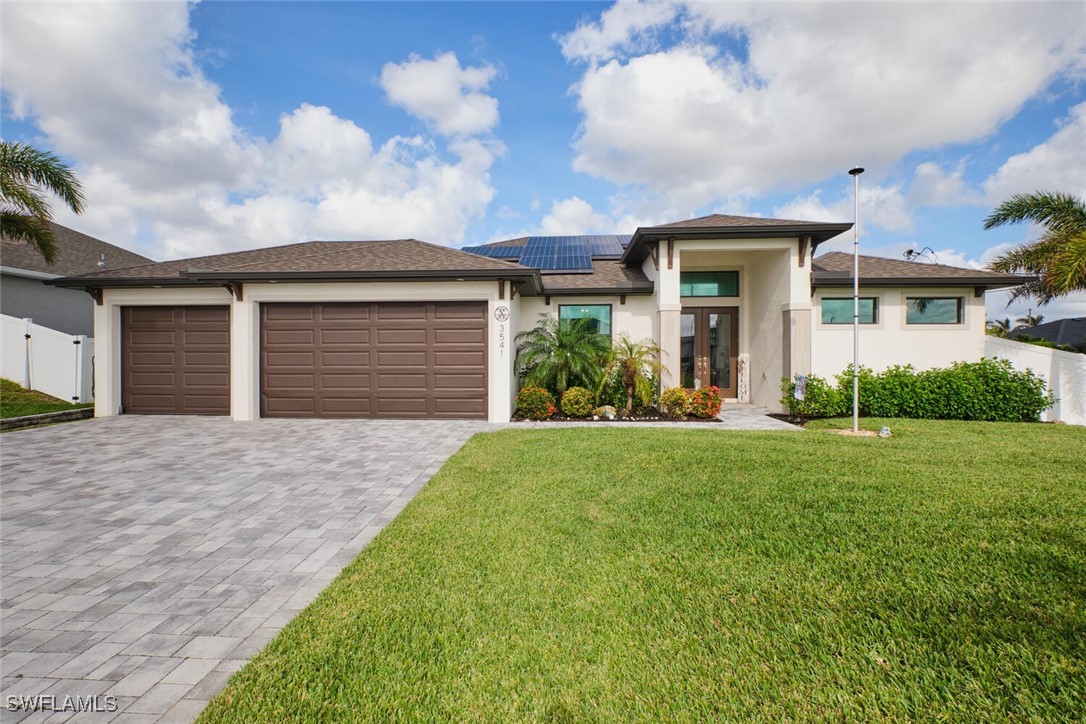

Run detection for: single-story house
[[51, 214, 1026, 422], [1009, 317, 1085, 353], [2, 222, 152, 336]]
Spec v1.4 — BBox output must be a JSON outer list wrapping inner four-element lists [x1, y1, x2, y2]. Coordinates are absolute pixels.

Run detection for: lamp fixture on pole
[[848, 166, 864, 434]]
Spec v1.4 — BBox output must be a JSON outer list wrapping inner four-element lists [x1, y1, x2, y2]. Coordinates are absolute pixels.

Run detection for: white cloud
[[538, 197, 611, 235], [380, 52, 499, 137], [564, 2, 1085, 210], [3, 3, 501, 259], [983, 101, 1086, 202], [559, 1, 678, 63], [774, 184, 912, 233]]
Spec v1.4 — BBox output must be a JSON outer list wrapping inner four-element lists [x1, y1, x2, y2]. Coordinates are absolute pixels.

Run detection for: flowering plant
[[688, 386, 722, 418], [516, 386, 556, 421]]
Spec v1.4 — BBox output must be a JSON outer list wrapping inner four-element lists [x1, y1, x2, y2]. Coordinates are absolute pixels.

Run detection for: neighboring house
[[1, 223, 152, 336], [51, 214, 1026, 422], [1009, 317, 1086, 353]]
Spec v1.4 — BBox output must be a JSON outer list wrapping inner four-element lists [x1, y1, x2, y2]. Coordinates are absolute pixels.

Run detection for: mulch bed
[[767, 413, 807, 427], [512, 406, 722, 423]]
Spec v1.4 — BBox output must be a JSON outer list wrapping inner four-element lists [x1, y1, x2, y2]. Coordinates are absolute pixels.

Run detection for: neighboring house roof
[[623, 213, 853, 264], [52, 238, 543, 294], [812, 252, 1028, 289], [1, 222, 152, 278], [1009, 317, 1086, 352]]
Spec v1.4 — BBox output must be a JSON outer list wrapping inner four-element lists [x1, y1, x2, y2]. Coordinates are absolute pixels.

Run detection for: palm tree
[[602, 335, 665, 415], [986, 317, 1011, 337], [1015, 313, 1044, 329], [0, 141, 85, 264], [515, 315, 611, 395], [985, 191, 1086, 305]]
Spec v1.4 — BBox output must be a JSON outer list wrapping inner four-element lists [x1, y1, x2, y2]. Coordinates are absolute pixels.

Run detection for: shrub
[[688, 386, 723, 418], [516, 386, 555, 421], [560, 387, 594, 418], [780, 375, 844, 419], [659, 387, 691, 419], [818, 359, 1054, 422]]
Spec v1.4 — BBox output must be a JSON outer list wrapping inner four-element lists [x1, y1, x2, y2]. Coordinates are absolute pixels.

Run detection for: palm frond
[[0, 141, 85, 214], [0, 212, 56, 262]]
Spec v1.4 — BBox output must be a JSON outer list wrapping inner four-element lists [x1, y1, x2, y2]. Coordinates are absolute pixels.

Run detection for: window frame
[[679, 270, 740, 298], [905, 296, 964, 325], [820, 296, 879, 325], [558, 303, 614, 337]]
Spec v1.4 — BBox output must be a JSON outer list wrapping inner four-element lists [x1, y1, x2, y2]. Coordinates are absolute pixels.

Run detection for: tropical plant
[[658, 387, 691, 419], [515, 386, 555, 421], [688, 386, 723, 418], [602, 335, 664, 415], [0, 141, 85, 264], [514, 315, 610, 395], [985, 191, 1086, 304], [1015, 313, 1044, 329], [986, 318, 1011, 337], [560, 387, 594, 418]]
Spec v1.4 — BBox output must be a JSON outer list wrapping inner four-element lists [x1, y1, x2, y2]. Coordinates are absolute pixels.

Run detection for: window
[[559, 304, 612, 336], [821, 297, 877, 324], [906, 297, 963, 324], [680, 271, 739, 297]]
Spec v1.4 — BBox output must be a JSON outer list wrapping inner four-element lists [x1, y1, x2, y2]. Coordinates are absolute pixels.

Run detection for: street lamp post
[[849, 166, 864, 434]]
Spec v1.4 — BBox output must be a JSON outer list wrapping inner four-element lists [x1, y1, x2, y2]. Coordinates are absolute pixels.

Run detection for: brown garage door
[[122, 306, 231, 415], [261, 302, 487, 418]]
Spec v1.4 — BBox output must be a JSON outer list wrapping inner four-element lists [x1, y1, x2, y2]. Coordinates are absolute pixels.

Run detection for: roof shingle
[[812, 252, 1026, 285], [1, 222, 152, 277]]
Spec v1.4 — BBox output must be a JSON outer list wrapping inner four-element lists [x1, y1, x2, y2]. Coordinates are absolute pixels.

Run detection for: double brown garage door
[[261, 302, 488, 418], [122, 302, 488, 418]]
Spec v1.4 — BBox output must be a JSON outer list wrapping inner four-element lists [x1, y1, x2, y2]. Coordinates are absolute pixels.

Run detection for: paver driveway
[[1, 416, 491, 722]]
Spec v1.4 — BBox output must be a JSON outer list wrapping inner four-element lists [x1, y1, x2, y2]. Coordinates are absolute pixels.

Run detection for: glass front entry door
[[679, 307, 739, 397]]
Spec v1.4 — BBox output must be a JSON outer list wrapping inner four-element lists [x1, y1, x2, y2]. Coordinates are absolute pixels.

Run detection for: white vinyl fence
[[986, 336, 1086, 426], [1, 314, 94, 404]]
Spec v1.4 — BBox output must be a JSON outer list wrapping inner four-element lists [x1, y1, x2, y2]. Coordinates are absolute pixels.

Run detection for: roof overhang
[[622, 222, 853, 265], [538, 283, 656, 297], [48, 268, 544, 296], [811, 273, 1031, 291], [1, 265, 62, 281]]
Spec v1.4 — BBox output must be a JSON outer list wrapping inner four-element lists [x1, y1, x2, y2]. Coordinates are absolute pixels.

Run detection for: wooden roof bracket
[[86, 288, 103, 306], [498, 280, 505, 300], [225, 282, 244, 302], [798, 235, 810, 267], [667, 237, 674, 270], [648, 244, 659, 270], [974, 286, 985, 298]]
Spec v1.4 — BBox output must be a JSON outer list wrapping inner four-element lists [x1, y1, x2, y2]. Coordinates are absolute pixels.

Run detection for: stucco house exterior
[[51, 214, 1025, 422], [1, 222, 152, 336]]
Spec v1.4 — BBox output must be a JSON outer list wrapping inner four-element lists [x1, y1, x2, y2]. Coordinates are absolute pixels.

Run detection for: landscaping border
[[1, 408, 94, 432]]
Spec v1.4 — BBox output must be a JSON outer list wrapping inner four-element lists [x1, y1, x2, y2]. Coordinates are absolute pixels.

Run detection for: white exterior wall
[[811, 287, 986, 378], [93, 281, 516, 423], [986, 337, 1086, 426]]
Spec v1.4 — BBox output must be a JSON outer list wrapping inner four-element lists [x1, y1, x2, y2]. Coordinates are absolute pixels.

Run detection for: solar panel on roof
[[588, 235, 628, 257], [519, 236, 557, 268], [461, 244, 524, 260]]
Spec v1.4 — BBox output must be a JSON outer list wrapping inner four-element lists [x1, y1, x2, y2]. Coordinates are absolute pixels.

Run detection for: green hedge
[[782, 359, 1055, 422]]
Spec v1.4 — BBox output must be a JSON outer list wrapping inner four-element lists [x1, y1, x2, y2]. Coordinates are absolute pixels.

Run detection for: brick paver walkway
[[1, 417, 489, 722]]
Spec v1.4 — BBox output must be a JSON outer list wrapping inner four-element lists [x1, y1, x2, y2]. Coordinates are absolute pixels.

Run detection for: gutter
[[1, 265, 62, 281]]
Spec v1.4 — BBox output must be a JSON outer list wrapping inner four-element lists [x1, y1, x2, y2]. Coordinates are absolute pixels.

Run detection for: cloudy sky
[[3, 1, 1085, 319]]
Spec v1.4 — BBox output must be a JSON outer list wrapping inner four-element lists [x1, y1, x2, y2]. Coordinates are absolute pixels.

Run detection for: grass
[[201, 419, 1086, 721], [0, 378, 93, 419]]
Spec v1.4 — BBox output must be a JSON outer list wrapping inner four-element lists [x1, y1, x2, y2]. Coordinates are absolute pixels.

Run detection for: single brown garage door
[[122, 306, 231, 415], [261, 302, 487, 418]]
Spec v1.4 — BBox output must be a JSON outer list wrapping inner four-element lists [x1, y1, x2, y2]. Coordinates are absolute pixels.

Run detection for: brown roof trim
[[50, 268, 544, 295], [539, 284, 655, 297], [622, 222, 852, 265], [812, 274, 1027, 289]]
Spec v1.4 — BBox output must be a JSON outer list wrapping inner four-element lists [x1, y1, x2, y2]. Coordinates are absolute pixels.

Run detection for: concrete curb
[[1, 407, 94, 432]]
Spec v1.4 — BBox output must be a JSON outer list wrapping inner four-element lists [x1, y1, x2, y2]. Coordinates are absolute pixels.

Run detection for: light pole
[[849, 166, 864, 433]]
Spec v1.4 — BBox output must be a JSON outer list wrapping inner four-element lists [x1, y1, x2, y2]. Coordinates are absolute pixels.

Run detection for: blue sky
[[2, 1, 1085, 318]]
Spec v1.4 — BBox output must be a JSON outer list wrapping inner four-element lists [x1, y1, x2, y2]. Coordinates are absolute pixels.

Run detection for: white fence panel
[[1, 313, 95, 404], [986, 337, 1086, 426], [1, 315, 30, 386]]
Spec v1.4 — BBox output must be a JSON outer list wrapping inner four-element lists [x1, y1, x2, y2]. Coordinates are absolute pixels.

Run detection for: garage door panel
[[320, 329, 368, 345], [376, 328, 427, 345], [123, 306, 230, 415], [262, 301, 486, 418]]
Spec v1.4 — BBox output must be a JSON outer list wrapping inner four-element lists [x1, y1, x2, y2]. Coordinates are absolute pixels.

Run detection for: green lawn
[[201, 420, 1086, 721], [0, 378, 93, 419]]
